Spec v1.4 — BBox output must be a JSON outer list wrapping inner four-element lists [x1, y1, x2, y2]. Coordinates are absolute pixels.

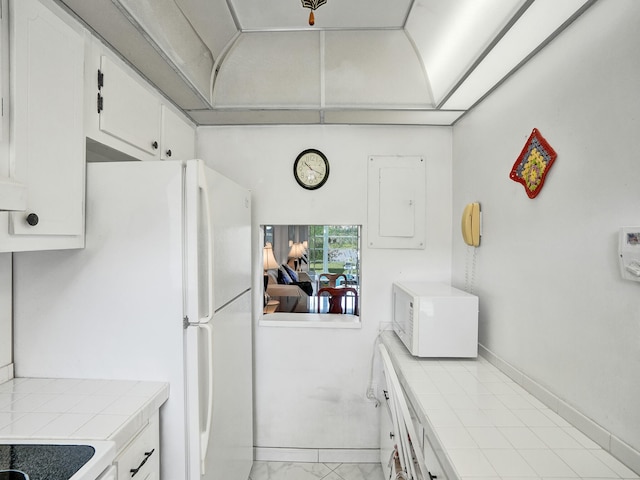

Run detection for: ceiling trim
[[436, 0, 535, 109], [450, 0, 599, 125], [319, 30, 326, 109], [187, 107, 465, 127], [111, 0, 213, 107], [404, 25, 434, 109], [225, 0, 242, 31], [238, 26, 406, 34], [211, 31, 242, 104], [402, 0, 416, 29]]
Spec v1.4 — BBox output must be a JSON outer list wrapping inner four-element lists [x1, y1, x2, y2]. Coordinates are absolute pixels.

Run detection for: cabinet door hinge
[[97, 69, 104, 89], [97, 93, 103, 114]]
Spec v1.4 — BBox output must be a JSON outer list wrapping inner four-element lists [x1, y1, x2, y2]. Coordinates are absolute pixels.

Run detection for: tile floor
[[248, 462, 385, 480]]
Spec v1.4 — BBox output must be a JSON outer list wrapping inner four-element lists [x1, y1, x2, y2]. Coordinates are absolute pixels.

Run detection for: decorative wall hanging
[[301, 0, 327, 26], [509, 128, 557, 199]]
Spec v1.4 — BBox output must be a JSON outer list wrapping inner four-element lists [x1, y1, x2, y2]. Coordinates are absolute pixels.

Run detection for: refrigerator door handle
[[199, 322, 214, 475], [199, 163, 215, 324]]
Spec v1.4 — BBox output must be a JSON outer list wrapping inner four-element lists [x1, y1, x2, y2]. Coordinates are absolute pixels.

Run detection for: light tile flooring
[[249, 462, 385, 480]]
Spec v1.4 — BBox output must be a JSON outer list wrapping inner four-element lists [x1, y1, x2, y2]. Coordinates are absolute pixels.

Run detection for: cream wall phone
[[619, 227, 640, 282], [461, 202, 481, 294], [461, 202, 481, 247]]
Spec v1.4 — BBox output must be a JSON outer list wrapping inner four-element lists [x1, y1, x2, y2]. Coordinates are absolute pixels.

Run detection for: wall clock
[[293, 149, 329, 190]]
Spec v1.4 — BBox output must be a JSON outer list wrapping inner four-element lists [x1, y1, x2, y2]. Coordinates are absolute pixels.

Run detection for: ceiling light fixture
[[301, 0, 326, 26]]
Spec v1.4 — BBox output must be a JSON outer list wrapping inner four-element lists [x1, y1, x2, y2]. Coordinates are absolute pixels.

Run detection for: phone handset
[[461, 202, 481, 247]]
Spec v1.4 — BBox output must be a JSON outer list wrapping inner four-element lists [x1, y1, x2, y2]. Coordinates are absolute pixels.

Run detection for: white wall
[[197, 125, 452, 449], [0, 254, 11, 378], [452, 0, 640, 458]]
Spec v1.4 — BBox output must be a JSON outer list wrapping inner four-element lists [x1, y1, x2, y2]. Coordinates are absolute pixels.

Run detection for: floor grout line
[[249, 461, 385, 480]]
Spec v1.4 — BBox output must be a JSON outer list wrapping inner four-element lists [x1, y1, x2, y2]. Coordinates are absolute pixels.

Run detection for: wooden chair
[[317, 273, 347, 288], [317, 287, 358, 315]]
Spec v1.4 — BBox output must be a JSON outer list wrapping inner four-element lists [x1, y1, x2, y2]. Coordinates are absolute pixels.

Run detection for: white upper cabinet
[[98, 55, 162, 157], [85, 38, 196, 162], [1, 0, 85, 251], [161, 105, 195, 160]]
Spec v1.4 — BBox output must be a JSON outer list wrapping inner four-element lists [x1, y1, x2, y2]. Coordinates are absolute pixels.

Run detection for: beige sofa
[[266, 270, 312, 297]]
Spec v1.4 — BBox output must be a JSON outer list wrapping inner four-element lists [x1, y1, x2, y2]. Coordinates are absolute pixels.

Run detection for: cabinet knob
[[151, 141, 158, 150], [26, 213, 39, 226], [166, 149, 172, 157]]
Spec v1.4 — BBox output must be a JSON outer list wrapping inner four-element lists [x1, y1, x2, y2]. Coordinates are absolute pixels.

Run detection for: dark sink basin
[[0, 471, 29, 480], [0, 445, 95, 480]]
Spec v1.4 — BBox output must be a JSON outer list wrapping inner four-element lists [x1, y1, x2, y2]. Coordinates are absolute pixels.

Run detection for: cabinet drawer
[[95, 465, 117, 480], [115, 413, 160, 480], [422, 432, 447, 480]]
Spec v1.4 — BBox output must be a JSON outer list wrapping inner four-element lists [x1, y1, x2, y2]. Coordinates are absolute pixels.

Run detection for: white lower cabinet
[[422, 433, 447, 480], [379, 395, 395, 480], [379, 386, 447, 480], [115, 412, 160, 480], [379, 344, 447, 480]]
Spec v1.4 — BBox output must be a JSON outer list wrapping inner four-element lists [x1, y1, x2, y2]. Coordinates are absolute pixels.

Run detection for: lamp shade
[[263, 242, 279, 271], [288, 241, 304, 259]]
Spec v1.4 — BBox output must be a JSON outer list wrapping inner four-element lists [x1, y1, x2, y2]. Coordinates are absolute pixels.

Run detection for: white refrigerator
[[12, 160, 253, 480]]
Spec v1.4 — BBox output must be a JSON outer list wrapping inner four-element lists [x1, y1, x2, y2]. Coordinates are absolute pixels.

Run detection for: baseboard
[[478, 343, 640, 474], [254, 447, 380, 464], [0, 363, 14, 384]]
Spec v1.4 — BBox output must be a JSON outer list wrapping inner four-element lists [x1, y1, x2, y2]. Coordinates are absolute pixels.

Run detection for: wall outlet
[[378, 322, 393, 333], [366, 382, 379, 405]]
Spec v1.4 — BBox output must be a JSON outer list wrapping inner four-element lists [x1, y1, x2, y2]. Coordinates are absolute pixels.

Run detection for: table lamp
[[263, 242, 279, 291]]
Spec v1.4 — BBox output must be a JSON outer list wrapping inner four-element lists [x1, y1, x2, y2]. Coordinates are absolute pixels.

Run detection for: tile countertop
[[0, 377, 169, 452], [380, 332, 640, 480]]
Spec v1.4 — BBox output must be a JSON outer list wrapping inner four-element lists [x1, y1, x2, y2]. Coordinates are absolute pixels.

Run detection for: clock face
[[293, 149, 329, 190]]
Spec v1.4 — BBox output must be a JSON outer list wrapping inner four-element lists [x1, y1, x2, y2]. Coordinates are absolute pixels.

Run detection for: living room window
[[262, 225, 361, 319]]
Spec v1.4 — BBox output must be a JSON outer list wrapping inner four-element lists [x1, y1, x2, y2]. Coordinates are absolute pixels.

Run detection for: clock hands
[[303, 160, 322, 175]]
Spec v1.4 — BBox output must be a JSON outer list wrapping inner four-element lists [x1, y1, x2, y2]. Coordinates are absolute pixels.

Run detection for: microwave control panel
[[619, 227, 640, 282]]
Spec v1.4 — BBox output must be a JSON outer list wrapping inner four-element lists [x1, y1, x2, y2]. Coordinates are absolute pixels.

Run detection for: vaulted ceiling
[[57, 0, 597, 125]]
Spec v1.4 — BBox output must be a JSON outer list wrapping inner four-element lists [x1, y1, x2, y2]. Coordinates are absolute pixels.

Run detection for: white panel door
[[367, 156, 426, 249], [9, 0, 85, 237], [379, 167, 415, 237], [99, 55, 161, 156]]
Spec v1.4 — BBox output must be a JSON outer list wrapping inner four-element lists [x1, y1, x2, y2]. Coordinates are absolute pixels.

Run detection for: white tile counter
[[381, 332, 639, 480], [0, 377, 168, 451]]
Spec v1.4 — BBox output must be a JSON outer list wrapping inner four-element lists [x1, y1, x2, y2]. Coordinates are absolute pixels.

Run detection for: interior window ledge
[[259, 313, 361, 328]]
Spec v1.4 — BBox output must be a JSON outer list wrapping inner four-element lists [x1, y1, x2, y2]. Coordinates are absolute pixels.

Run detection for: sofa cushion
[[282, 263, 299, 282], [267, 270, 278, 284], [278, 266, 293, 284], [293, 281, 313, 296]]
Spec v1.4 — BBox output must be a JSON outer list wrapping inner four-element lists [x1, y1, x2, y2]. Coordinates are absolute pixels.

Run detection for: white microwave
[[392, 282, 478, 358]]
